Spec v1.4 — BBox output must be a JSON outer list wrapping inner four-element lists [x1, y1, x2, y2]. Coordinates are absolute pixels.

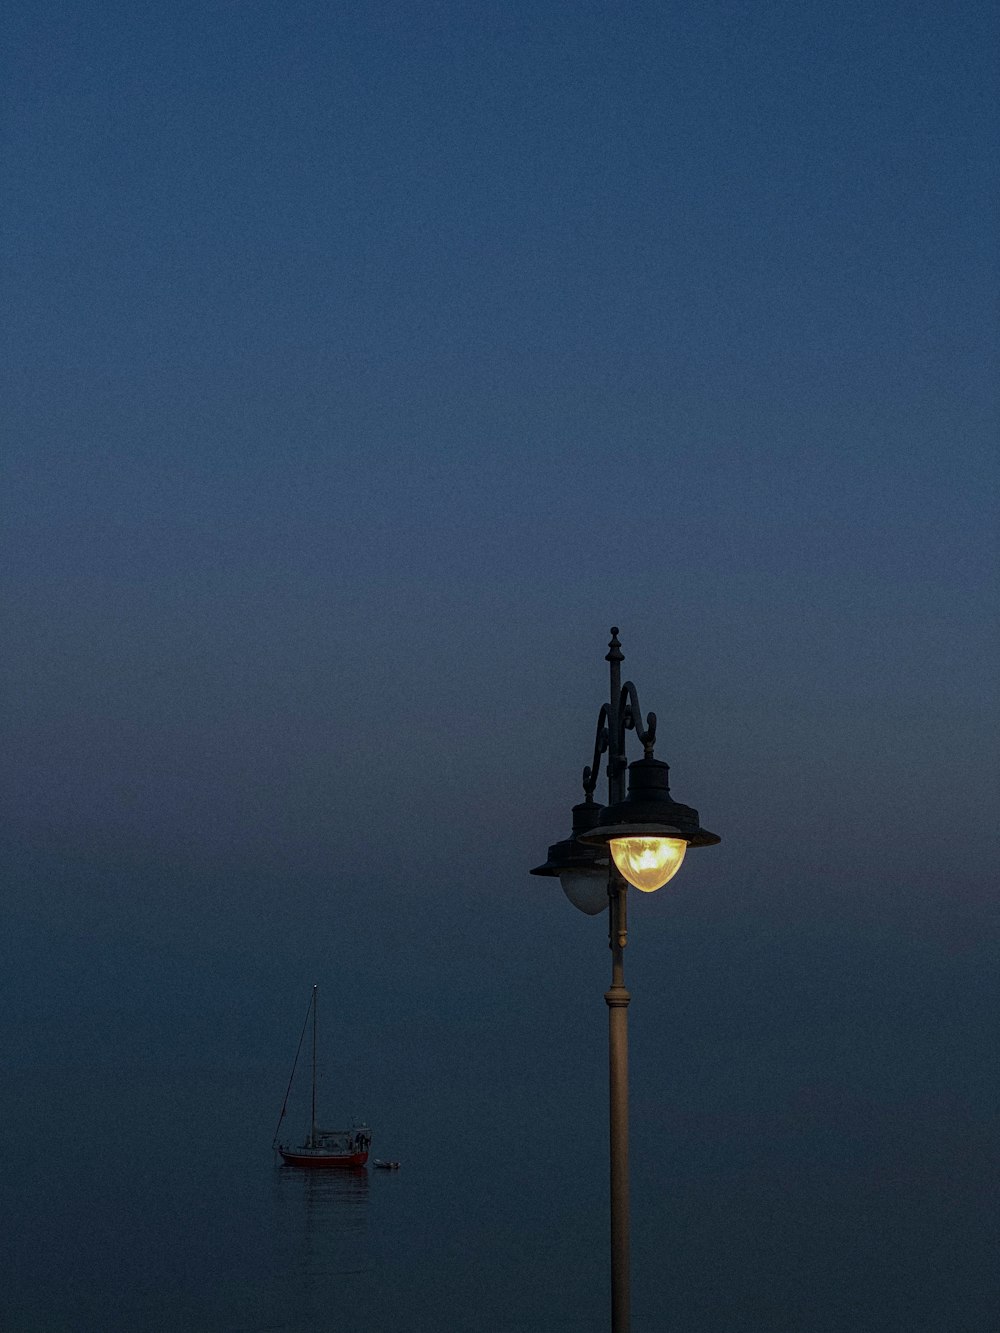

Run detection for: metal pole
[[605, 629, 630, 1333]]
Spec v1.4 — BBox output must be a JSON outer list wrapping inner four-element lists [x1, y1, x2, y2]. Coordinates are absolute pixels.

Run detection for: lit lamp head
[[530, 797, 610, 915], [579, 756, 720, 892]]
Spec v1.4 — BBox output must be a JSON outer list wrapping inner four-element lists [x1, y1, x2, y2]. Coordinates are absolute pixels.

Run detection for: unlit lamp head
[[530, 798, 611, 914], [557, 868, 611, 915]]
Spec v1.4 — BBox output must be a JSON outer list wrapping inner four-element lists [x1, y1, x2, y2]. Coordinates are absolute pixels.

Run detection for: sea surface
[[3, 1061, 605, 1333], [3, 876, 997, 1333], [3, 1058, 996, 1333]]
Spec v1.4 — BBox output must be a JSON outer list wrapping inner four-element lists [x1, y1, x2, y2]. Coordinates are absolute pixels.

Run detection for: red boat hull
[[278, 1147, 369, 1168]]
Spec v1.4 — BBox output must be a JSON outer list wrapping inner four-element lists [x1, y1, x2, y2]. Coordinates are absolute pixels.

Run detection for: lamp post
[[531, 628, 719, 1333]]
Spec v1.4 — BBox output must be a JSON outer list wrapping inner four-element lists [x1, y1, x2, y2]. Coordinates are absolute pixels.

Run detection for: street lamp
[[530, 628, 719, 1333]]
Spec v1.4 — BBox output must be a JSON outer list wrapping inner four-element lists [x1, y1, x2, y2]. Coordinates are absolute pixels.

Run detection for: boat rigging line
[[271, 985, 316, 1150]]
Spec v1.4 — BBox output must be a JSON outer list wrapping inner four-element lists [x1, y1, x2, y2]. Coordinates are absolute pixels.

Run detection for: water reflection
[[273, 1164, 371, 1274], [257, 1164, 374, 1331]]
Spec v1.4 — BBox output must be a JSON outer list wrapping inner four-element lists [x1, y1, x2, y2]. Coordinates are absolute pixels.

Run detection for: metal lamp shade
[[579, 757, 721, 852]]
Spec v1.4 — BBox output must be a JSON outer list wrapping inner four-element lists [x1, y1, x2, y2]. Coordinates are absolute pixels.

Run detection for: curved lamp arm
[[620, 681, 657, 758], [582, 703, 610, 798]]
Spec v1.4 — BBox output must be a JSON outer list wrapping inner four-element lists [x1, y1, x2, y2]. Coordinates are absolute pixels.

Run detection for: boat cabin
[[315, 1125, 371, 1154]]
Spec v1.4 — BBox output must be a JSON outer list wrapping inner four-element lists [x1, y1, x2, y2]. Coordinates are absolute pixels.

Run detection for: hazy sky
[[2, 7, 997, 1308]]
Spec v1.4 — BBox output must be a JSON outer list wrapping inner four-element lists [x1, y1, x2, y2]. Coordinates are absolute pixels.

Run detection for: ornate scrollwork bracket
[[582, 703, 610, 799], [620, 681, 657, 758], [580, 682, 658, 802]]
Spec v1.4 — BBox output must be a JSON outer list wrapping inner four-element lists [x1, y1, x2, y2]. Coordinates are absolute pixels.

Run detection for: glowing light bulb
[[609, 836, 687, 892]]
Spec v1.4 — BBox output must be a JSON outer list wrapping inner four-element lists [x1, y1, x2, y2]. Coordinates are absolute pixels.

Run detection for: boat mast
[[310, 984, 318, 1148]]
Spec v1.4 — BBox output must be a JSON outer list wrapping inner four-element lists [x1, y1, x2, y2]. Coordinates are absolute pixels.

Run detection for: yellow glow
[[609, 836, 687, 892]]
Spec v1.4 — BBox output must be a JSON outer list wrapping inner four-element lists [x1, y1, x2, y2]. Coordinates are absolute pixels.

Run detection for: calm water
[[3, 1058, 996, 1332], [2, 1062, 604, 1333]]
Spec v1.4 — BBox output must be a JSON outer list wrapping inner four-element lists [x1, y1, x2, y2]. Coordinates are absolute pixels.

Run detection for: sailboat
[[272, 985, 372, 1168]]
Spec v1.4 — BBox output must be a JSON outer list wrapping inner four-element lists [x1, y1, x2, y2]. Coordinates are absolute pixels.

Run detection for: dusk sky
[[2, 2, 997, 1327]]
